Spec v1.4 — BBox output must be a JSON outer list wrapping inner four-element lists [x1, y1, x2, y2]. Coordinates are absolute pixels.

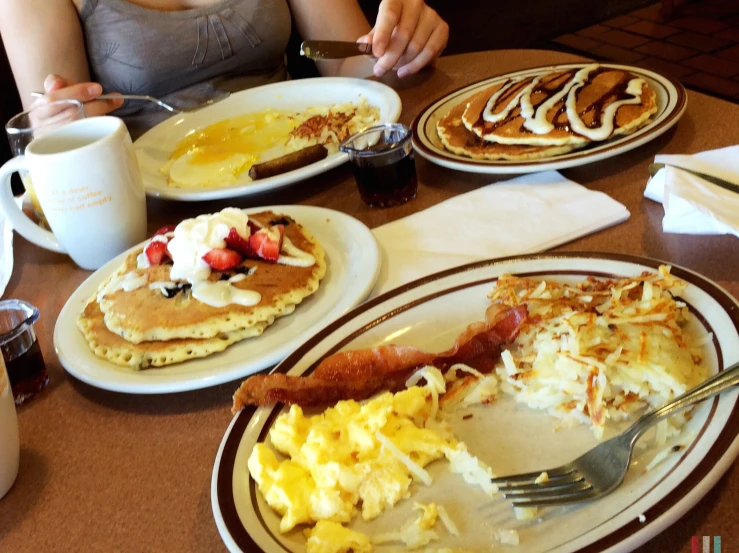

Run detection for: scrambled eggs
[[247, 366, 499, 552], [248, 384, 453, 533], [305, 521, 372, 553]]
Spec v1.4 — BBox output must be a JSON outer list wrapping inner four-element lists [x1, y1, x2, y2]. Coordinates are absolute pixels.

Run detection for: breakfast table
[[0, 49, 737, 553]]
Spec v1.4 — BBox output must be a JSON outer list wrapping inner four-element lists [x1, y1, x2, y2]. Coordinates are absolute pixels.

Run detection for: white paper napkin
[[644, 145, 739, 237], [371, 170, 630, 296]]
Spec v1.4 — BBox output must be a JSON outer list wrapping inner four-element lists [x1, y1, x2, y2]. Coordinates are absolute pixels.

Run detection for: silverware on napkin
[[300, 40, 373, 60], [649, 163, 739, 195]]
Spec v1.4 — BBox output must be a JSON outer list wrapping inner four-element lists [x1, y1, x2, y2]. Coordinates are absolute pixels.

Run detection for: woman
[[1, 0, 448, 134]]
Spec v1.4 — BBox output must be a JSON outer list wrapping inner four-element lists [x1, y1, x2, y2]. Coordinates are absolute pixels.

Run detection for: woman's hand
[[33, 74, 123, 117], [361, 0, 449, 78]]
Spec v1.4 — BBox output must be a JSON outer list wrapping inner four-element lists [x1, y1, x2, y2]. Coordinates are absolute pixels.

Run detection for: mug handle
[[0, 156, 66, 254]]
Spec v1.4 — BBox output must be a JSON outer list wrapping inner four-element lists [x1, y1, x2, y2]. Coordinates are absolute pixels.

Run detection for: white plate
[[412, 63, 687, 174], [134, 78, 402, 201], [211, 253, 739, 553], [53, 206, 381, 394]]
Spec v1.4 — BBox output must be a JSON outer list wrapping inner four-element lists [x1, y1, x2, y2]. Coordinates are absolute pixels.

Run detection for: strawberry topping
[[248, 225, 284, 262], [145, 240, 168, 265], [247, 220, 261, 234], [224, 227, 253, 257], [202, 248, 242, 271], [154, 225, 177, 236]]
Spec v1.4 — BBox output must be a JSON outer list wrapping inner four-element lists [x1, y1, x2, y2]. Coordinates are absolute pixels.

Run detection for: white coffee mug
[[0, 356, 19, 500], [0, 116, 148, 270]]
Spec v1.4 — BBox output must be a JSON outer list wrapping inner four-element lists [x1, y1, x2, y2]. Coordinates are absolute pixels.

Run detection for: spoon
[[30, 90, 231, 113]]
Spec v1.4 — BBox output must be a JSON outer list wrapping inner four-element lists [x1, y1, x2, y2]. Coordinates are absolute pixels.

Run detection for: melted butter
[[277, 236, 315, 267], [169, 110, 300, 166], [98, 271, 148, 303], [191, 281, 261, 308], [136, 252, 150, 269], [149, 281, 178, 296]]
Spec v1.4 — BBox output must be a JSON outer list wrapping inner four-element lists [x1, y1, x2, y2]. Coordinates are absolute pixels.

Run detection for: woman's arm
[[288, 0, 448, 79], [287, 0, 374, 78], [0, 0, 121, 114]]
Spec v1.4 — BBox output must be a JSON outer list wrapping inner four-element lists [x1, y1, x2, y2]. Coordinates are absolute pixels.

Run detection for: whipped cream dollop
[[164, 208, 261, 307], [167, 208, 250, 282], [160, 208, 316, 308]]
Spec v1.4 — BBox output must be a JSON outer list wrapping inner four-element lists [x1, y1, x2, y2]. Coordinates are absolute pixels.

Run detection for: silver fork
[[493, 360, 739, 508], [30, 91, 230, 113]]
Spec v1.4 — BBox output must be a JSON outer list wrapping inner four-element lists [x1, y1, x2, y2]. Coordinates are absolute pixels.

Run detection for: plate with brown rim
[[211, 252, 739, 553], [411, 63, 687, 174]]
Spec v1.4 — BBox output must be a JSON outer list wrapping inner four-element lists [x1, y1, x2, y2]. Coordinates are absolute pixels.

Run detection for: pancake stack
[[77, 211, 326, 370], [437, 63, 658, 160]]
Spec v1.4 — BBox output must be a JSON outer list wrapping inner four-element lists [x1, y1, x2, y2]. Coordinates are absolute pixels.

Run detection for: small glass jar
[[0, 300, 48, 405], [340, 123, 418, 208]]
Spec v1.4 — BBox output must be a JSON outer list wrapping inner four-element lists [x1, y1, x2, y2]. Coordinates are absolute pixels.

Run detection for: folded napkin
[[644, 145, 739, 237], [371, 170, 630, 296]]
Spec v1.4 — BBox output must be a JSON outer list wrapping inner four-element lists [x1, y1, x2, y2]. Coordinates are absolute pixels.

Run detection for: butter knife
[[649, 163, 739, 195], [300, 40, 373, 60]]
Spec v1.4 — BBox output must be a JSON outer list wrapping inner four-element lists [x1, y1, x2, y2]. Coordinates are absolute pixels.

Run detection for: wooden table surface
[[0, 50, 737, 553]]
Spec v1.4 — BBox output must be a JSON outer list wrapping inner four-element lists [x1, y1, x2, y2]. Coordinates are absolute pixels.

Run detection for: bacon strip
[[232, 305, 528, 412]]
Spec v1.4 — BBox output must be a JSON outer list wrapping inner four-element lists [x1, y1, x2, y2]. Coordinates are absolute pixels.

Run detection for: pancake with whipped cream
[[96, 209, 326, 343], [77, 299, 276, 369], [461, 64, 658, 146], [437, 101, 579, 160]]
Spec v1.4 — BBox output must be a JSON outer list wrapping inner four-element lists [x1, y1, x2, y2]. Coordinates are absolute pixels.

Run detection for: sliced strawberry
[[202, 248, 242, 271], [224, 227, 253, 257], [248, 225, 284, 262], [154, 225, 176, 236], [145, 240, 168, 265]]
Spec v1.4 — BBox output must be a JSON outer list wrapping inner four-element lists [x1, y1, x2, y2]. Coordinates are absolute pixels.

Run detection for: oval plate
[[53, 206, 381, 394], [134, 78, 402, 201], [411, 63, 687, 174], [212, 253, 738, 553]]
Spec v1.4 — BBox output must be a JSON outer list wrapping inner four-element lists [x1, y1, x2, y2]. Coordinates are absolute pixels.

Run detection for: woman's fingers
[[35, 74, 123, 116], [369, 1, 448, 78], [371, 0, 402, 58], [393, 7, 436, 72], [396, 14, 448, 78], [44, 74, 71, 93], [82, 96, 125, 117], [372, 0, 424, 76]]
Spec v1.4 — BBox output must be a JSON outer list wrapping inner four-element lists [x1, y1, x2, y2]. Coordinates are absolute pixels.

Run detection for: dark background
[[0, 0, 654, 165]]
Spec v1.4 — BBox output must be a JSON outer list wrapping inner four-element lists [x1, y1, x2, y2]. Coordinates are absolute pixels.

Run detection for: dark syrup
[[3, 339, 48, 404], [352, 153, 418, 208]]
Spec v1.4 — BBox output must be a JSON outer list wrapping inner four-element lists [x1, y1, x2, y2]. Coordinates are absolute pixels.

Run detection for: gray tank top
[[79, 0, 292, 136]]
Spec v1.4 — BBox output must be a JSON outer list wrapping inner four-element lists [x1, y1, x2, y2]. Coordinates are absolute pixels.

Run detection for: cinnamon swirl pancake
[[437, 102, 577, 160], [459, 64, 658, 147]]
